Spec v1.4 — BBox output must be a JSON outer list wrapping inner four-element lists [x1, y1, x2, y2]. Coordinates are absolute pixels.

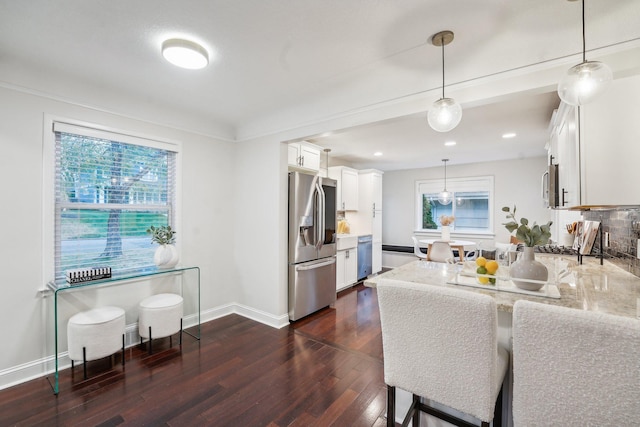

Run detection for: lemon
[[485, 260, 499, 274], [478, 276, 490, 284], [475, 256, 487, 267]]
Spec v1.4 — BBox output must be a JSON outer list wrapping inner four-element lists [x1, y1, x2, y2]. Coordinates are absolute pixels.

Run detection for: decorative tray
[[446, 262, 561, 299]]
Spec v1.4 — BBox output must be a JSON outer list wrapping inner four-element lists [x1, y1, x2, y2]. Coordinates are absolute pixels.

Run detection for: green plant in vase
[[146, 225, 178, 268], [502, 206, 552, 291], [146, 225, 176, 245]]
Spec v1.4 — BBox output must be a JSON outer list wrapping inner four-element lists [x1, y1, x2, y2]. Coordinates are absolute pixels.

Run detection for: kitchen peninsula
[[367, 254, 640, 427], [365, 254, 640, 319]]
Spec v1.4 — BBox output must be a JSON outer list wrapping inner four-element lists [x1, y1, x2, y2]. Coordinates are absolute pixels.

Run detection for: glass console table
[[46, 265, 200, 394]]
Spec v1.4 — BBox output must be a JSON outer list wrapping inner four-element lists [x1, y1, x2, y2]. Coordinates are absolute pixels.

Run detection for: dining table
[[418, 238, 476, 261]]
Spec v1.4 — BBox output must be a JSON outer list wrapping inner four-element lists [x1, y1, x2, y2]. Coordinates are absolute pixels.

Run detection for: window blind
[[54, 127, 177, 280]]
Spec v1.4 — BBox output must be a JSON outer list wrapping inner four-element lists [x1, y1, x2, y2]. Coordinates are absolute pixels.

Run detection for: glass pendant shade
[[558, 60, 612, 106], [438, 189, 453, 205], [428, 98, 463, 132], [438, 158, 453, 205]]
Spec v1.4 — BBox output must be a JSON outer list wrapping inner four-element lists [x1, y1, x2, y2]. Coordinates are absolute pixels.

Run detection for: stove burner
[[535, 245, 577, 255]]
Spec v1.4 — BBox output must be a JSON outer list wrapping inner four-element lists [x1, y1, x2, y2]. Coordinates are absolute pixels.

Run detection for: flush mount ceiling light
[[438, 158, 453, 205], [557, 0, 612, 106], [162, 38, 209, 70], [444, 141, 457, 146], [428, 31, 462, 133], [502, 133, 517, 139]]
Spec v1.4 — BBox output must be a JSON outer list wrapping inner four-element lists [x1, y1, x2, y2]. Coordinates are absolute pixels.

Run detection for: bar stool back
[[513, 300, 640, 426], [377, 278, 508, 427]]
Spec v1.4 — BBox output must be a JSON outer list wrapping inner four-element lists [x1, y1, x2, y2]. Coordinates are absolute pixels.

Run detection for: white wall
[[230, 137, 290, 326], [0, 85, 237, 388], [382, 157, 552, 249]]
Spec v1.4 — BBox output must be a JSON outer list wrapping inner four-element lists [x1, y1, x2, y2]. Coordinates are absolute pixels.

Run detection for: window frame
[[42, 115, 182, 283], [415, 175, 494, 238]]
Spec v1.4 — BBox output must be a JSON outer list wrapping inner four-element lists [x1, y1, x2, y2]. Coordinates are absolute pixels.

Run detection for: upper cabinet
[[578, 74, 640, 207], [328, 166, 359, 211], [548, 102, 580, 207], [288, 141, 321, 173], [549, 74, 640, 208]]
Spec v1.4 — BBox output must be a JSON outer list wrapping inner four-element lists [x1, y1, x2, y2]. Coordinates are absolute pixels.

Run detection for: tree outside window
[[416, 176, 493, 234], [55, 131, 176, 279]]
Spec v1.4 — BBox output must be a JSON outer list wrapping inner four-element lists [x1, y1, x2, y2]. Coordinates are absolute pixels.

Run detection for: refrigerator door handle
[[315, 181, 325, 250], [295, 257, 336, 271]]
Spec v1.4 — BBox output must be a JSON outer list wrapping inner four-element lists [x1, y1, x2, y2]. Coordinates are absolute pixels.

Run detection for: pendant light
[[438, 159, 453, 205], [428, 31, 462, 133], [557, 0, 612, 106]]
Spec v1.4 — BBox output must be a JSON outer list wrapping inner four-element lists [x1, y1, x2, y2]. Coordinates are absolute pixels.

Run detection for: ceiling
[[1, 1, 639, 171]]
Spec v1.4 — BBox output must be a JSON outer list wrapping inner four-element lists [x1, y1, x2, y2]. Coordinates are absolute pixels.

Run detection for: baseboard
[[232, 303, 290, 329], [0, 302, 289, 391]]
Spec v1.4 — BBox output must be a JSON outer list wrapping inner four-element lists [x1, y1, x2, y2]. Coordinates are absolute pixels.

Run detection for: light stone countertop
[[365, 254, 640, 320]]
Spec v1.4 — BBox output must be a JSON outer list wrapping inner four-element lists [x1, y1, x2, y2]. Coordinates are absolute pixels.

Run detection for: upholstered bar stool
[[512, 300, 640, 426], [138, 293, 183, 354], [377, 278, 508, 427], [67, 306, 125, 380]]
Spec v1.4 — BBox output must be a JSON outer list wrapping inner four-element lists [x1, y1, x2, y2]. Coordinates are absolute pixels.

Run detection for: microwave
[[542, 163, 559, 208]]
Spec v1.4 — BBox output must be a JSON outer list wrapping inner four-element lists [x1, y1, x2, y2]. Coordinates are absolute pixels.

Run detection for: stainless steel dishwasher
[[357, 235, 373, 281]]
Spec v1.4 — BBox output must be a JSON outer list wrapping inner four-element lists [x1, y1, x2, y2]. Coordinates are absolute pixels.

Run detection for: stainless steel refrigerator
[[288, 171, 337, 321]]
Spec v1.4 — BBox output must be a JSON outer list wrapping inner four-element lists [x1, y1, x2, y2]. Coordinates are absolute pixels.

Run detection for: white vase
[[441, 226, 451, 242], [509, 246, 547, 291], [154, 244, 179, 269]]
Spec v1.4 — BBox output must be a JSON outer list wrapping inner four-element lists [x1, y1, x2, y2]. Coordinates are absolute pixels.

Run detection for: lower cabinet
[[336, 247, 358, 292]]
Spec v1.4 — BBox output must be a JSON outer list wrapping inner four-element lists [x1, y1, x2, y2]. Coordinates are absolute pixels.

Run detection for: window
[[48, 121, 179, 281], [416, 176, 493, 234]]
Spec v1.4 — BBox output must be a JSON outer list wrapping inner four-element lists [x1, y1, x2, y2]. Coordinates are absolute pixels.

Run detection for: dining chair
[[377, 278, 509, 427], [411, 236, 427, 260], [512, 300, 640, 426], [427, 241, 455, 263]]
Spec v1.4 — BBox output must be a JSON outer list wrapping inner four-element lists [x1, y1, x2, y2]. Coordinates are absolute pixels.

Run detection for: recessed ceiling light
[[162, 39, 209, 69], [444, 141, 456, 146], [374, 152, 383, 156], [502, 132, 517, 139]]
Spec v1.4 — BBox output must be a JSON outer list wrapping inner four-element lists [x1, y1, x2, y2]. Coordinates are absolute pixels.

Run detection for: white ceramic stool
[[67, 306, 125, 379], [138, 293, 183, 354]]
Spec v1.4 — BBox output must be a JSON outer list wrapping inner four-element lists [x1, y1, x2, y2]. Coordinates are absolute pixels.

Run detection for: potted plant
[[502, 206, 552, 291], [147, 225, 179, 269]]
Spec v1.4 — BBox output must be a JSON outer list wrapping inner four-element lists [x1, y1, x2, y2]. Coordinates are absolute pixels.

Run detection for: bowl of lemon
[[475, 256, 499, 285]]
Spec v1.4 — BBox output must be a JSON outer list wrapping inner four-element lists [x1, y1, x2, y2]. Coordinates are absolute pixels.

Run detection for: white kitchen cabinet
[[548, 102, 580, 207], [336, 247, 358, 292], [328, 166, 359, 210], [578, 74, 640, 206], [548, 74, 640, 208], [288, 141, 321, 172], [353, 169, 384, 274]]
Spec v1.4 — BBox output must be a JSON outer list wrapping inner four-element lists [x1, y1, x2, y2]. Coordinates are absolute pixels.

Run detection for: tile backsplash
[[583, 208, 640, 277]]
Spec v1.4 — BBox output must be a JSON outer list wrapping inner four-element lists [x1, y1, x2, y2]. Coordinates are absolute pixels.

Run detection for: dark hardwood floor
[[0, 284, 387, 426]]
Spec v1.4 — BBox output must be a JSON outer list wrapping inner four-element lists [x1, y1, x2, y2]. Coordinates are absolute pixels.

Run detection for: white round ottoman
[[67, 306, 125, 379], [138, 293, 183, 354]]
